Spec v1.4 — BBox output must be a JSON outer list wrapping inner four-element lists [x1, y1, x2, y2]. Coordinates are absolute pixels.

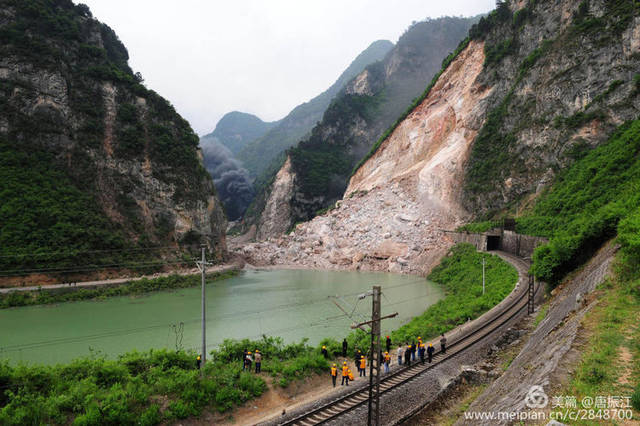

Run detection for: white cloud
[[78, 0, 496, 135]]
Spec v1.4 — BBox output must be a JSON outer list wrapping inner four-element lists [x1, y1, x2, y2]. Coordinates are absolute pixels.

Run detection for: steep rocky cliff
[[237, 0, 639, 274], [0, 0, 227, 271], [255, 16, 478, 239], [462, 0, 640, 215]]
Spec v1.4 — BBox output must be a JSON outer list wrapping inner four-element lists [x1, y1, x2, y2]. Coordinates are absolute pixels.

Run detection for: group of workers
[[218, 334, 447, 387], [241, 348, 263, 373], [330, 334, 447, 386]]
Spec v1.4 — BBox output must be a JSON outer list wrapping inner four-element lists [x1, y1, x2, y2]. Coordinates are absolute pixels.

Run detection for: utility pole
[[482, 256, 486, 295], [201, 245, 206, 366], [528, 274, 535, 314], [195, 244, 212, 370], [351, 286, 397, 426]]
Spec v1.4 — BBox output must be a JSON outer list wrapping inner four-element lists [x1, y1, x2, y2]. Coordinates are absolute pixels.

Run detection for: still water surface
[[0, 269, 443, 365]]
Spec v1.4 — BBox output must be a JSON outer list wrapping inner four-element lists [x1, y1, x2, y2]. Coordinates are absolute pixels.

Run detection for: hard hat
[[322, 346, 326, 349], [255, 349, 259, 353], [418, 336, 421, 339], [197, 355, 201, 360], [386, 335, 389, 338], [361, 355, 364, 358], [384, 351, 388, 354], [248, 351, 252, 354], [343, 361, 347, 365], [333, 363, 337, 366]]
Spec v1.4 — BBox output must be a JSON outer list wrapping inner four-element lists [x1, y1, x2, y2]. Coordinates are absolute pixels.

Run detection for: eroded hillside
[[237, 0, 639, 275], [239, 40, 491, 275]]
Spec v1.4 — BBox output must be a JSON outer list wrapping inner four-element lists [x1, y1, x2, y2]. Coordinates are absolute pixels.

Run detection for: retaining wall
[[449, 230, 547, 259]]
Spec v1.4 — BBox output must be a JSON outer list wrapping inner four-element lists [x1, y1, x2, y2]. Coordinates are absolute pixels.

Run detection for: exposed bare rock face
[[257, 156, 296, 240], [462, 0, 640, 214], [348, 40, 492, 214], [250, 17, 479, 237], [237, 41, 491, 274]]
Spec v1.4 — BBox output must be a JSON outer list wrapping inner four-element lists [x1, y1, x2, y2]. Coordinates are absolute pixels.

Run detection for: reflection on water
[[0, 269, 443, 365]]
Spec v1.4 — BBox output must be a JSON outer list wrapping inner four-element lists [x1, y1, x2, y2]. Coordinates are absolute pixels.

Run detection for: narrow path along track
[[268, 252, 538, 426]]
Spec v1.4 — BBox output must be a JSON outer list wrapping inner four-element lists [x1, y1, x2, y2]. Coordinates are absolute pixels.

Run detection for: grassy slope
[[517, 120, 640, 285], [460, 119, 640, 419]]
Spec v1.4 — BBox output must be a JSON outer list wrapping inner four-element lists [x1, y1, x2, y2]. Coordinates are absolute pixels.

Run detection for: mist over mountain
[[200, 138, 254, 221]]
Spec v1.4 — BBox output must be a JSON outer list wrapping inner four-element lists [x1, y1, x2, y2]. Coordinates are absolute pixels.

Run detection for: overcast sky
[[79, 0, 496, 135]]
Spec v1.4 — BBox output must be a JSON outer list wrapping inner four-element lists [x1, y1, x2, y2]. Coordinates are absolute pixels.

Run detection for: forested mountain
[[200, 39, 393, 222], [200, 111, 276, 156], [0, 0, 227, 276], [236, 39, 394, 179], [253, 16, 479, 239]]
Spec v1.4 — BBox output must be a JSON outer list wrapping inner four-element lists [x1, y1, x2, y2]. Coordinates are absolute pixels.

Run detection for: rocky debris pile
[[236, 182, 458, 275]]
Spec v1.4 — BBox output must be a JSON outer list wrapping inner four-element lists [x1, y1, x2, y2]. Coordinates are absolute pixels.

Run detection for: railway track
[[275, 253, 538, 426]]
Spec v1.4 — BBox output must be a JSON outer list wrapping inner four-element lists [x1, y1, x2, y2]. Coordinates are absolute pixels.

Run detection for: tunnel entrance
[[486, 235, 501, 251]]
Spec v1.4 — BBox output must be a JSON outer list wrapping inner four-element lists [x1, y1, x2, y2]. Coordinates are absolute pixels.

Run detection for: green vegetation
[[336, 244, 517, 352], [561, 263, 640, 422], [516, 120, 640, 285], [0, 243, 519, 424], [212, 337, 328, 388], [533, 303, 549, 327], [236, 40, 394, 179], [570, 0, 640, 43], [484, 38, 516, 66], [0, 349, 266, 424], [0, 336, 329, 424], [465, 38, 552, 198], [0, 271, 237, 309], [0, 0, 215, 267], [0, 139, 128, 272], [390, 244, 517, 344], [468, 0, 513, 40]]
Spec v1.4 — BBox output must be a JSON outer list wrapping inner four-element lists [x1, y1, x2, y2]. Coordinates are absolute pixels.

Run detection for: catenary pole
[[201, 244, 206, 367], [482, 256, 486, 295]]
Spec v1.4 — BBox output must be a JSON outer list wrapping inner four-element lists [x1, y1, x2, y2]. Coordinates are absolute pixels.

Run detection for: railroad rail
[[275, 253, 538, 426]]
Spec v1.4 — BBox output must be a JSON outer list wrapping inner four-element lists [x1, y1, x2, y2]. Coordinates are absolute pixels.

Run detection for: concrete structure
[[449, 229, 547, 259]]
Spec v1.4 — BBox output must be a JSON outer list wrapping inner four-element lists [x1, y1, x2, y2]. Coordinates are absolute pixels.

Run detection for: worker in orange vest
[[359, 355, 367, 377], [330, 363, 337, 387], [383, 351, 391, 373], [341, 361, 349, 386], [347, 367, 355, 382]]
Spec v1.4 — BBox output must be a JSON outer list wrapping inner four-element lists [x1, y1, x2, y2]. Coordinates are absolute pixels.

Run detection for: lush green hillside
[[516, 120, 640, 285], [0, 0, 226, 277], [200, 111, 276, 156]]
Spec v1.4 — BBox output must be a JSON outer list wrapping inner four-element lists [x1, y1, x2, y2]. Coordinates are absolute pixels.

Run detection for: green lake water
[[0, 269, 443, 365]]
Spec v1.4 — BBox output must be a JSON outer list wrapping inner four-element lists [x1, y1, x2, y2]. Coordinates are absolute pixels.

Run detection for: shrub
[[518, 120, 640, 285]]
